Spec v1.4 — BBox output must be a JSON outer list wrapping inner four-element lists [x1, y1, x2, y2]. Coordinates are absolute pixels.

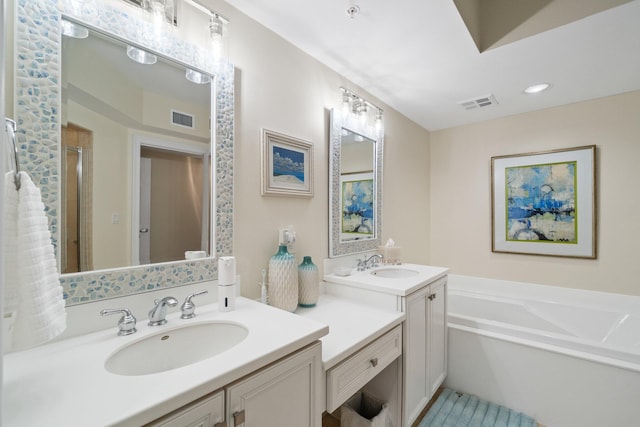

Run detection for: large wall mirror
[[61, 26, 213, 273], [329, 108, 383, 257], [14, 0, 234, 305]]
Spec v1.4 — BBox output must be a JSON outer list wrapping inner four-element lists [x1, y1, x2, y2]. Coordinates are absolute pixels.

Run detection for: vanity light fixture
[[209, 14, 225, 59], [61, 18, 89, 39], [185, 68, 211, 84], [374, 109, 383, 133], [126, 45, 158, 65], [182, 0, 229, 62], [339, 87, 384, 133], [524, 82, 552, 94], [358, 101, 369, 124], [148, 0, 169, 34], [341, 91, 352, 116]]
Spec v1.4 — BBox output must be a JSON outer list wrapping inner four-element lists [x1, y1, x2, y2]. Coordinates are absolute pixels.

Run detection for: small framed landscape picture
[[491, 145, 596, 258], [261, 129, 313, 197]]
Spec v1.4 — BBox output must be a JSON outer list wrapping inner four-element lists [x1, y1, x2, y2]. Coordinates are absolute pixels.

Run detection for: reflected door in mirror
[[138, 146, 207, 264], [61, 123, 93, 273]]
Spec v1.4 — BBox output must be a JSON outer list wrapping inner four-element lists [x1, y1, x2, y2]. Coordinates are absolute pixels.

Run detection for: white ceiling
[[221, 0, 640, 131]]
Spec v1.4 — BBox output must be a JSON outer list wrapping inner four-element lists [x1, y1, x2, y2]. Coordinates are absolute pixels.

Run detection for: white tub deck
[[445, 274, 640, 427]]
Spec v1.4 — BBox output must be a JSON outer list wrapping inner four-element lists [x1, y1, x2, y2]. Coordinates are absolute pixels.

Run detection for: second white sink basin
[[370, 268, 420, 278], [105, 321, 248, 376]]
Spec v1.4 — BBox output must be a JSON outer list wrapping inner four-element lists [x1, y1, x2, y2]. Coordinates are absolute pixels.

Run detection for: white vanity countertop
[[3, 297, 328, 427], [296, 294, 404, 370], [324, 263, 449, 296]]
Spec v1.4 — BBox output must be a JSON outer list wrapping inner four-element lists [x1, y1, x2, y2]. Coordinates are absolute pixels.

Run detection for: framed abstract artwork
[[491, 145, 596, 258], [261, 129, 313, 197], [340, 172, 375, 241]]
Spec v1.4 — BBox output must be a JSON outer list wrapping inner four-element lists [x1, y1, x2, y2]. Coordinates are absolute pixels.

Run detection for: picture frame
[[491, 145, 596, 258], [340, 172, 375, 241], [261, 129, 313, 197]]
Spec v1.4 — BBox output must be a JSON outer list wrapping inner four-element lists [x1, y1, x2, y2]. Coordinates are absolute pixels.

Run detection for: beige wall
[[430, 90, 640, 296], [205, 0, 431, 299]]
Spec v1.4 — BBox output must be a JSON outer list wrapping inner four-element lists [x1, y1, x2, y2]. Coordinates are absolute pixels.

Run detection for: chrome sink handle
[[148, 296, 179, 326], [100, 308, 137, 336], [365, 254, 383, 269], [180, 290, 209, 319]]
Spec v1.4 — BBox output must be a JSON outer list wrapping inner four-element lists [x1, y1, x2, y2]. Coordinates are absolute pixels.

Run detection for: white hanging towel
[[3, 171, 66, 351]]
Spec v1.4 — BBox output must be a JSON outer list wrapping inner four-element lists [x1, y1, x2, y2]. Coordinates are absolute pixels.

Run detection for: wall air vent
[[457, 94, 499, 111], [171, 110, 195, 129]]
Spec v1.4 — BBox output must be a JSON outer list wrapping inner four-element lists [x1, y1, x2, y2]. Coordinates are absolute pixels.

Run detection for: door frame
[[131, 134, 210, 266]]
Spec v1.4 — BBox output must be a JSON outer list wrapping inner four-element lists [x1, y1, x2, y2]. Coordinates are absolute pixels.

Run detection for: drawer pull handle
[[428, 293, 436, 301], [370, 357, 378, 367], [233, 410, 245, 425]]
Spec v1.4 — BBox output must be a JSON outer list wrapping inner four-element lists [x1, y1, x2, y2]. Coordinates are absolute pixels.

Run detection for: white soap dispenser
[[218, 256, 236, 312]]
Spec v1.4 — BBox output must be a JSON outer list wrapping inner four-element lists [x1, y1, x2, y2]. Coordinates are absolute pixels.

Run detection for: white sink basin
[[370, 268, 420, 278], [105, 321, 248, 376]]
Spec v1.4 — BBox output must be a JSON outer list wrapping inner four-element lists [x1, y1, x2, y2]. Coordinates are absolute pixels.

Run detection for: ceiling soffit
[[454, 0, 633, 52]]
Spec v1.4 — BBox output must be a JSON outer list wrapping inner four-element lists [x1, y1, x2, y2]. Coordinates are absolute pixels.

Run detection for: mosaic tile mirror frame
[[15, 0, 234, 305]]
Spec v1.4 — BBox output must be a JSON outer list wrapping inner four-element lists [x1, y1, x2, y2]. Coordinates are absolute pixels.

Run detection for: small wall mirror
[[329, 108, 384, 257]]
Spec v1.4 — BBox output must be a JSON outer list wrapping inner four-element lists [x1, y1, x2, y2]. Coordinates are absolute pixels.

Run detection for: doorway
[[61, 123, 93, 273], [132, 135, 210, 265]]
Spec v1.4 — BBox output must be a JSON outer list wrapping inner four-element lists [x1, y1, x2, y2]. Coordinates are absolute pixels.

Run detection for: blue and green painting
[[342, 178, 374, 235], [506, 161, 577, 243], [272, 146, 305, 183]]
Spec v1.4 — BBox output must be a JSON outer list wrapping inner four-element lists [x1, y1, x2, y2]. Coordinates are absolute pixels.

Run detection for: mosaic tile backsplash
[[16, 0, 234, 305]]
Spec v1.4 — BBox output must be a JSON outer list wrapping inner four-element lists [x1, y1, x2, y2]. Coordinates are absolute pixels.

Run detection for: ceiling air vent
[[171, 110, 195, 129], [457, 94, 499, 111]]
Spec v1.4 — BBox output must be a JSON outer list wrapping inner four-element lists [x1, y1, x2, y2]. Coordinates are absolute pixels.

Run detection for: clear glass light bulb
[[210, 15, 224, 60]]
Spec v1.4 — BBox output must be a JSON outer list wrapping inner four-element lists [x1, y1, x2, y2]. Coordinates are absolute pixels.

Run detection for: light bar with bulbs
[[340, 87, 384, 133]]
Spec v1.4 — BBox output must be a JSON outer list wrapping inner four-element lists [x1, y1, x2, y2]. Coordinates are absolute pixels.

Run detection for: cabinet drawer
[[326, 325, 402, 412], [144, 389, 225, 427]]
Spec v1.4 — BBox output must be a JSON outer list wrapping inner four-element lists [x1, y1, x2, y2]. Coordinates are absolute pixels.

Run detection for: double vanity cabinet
[[3, 264, 446, 427]]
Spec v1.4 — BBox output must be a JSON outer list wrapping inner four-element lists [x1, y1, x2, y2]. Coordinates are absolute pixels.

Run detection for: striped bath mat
[[418, 389, 537, 427]]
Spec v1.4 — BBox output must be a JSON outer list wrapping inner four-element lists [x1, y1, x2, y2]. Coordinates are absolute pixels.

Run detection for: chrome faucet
[[148, 296, 178, 326], [100, 308, 137, 336], [357, 254, 383, 271]]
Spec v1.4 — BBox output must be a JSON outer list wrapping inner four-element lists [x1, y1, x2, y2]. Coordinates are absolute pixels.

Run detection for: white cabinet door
[[428, 278, 447, 397], [145, 390, 225, 427], [226, 342, 322, 427], [403, 286, 430, 426], [402, 276, 448, 427]]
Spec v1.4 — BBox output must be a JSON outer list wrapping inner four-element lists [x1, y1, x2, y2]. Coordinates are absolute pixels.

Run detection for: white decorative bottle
[[268, 245, 298, 312], [298, 256, 319, 307]]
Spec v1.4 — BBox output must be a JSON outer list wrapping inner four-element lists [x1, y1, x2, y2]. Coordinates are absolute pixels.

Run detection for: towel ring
[[4, 117, 21, 190]]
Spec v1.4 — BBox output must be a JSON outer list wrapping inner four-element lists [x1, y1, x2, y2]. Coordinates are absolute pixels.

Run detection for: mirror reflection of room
[[60, 26, 212, 272], [339, 129, 375, 242]]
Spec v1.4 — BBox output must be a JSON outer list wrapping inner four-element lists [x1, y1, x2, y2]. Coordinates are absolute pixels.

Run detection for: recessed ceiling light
[[524, 83, 552, 94]]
